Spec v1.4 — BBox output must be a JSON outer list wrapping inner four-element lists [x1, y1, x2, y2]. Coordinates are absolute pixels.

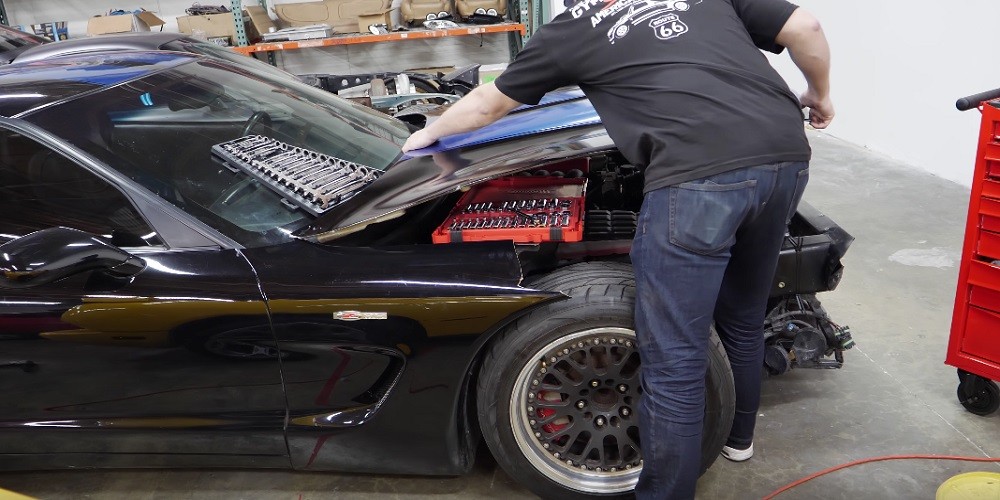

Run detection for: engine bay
[[365, 151, 856, 375], [429, 154, 643, 246]]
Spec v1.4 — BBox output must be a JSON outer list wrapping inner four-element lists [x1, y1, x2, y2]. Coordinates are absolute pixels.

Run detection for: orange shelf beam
[[232, 23, 525, 55]]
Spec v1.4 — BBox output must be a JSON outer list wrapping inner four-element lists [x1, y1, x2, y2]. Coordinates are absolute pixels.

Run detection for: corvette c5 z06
[[0, 51, 851, 499]]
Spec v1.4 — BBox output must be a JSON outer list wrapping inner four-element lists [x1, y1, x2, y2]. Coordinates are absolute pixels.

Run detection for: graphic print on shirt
[[568, 0, 698, 45]]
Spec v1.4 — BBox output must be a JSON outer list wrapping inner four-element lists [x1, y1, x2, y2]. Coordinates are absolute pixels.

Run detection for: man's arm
[[401, 83, 524, 152], [775, 8, 834, 129]]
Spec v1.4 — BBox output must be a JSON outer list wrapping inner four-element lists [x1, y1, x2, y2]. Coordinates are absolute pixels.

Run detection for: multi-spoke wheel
[[511, 328, 643, 493], [477, 262, 735, 499]]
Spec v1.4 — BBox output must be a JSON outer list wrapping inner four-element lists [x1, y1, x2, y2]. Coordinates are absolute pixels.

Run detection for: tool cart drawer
[[971, 284, 1000, 313], [979, 198, 1000, 233], [969, 259, 1000, 290], [982, 197, 1000, 233], [979, 230, 1000, 261], [968, 260, 1000, 313], [987, 158, 1000, 180], [983, 178, 1000, 199], [962, 306, 1000, 363]]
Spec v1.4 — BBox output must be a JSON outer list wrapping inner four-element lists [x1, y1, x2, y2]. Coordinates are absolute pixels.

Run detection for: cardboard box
[[245, 5, 277, 37], [176, 13, 240, 39], [357, 9, 392, 33], [87, 11, 165, 36], [275, 0, 391, 33], [30, 21, 68, 41]]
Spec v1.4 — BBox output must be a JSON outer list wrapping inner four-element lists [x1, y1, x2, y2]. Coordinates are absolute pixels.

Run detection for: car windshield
[[161, 39, 303, 83], [20, 57, 410, 247]]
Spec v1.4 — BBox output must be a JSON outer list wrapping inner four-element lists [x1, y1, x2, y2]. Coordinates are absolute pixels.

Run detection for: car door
[[244, 239, 561, 474], [0, 128, 288, 469]]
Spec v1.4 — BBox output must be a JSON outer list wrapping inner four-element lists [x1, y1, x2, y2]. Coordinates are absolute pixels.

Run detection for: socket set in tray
[[432, 176, 586, 244], [211, 135, 381, 216]]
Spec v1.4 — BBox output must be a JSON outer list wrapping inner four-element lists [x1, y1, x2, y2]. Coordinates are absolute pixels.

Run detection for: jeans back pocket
[[668, 179, 756, 255], [785, 168, 810, 224]]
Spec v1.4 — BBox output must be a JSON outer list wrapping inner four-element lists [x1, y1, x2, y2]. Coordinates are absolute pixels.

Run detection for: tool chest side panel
[[948, 102, 1000, 381]]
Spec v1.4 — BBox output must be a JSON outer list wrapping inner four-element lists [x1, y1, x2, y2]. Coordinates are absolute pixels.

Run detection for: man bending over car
[[402, 1, 833, 498]]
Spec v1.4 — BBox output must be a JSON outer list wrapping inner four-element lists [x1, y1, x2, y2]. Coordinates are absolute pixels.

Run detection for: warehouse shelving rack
[[0, 1, 530, 58], [226, 0, 523, 59]]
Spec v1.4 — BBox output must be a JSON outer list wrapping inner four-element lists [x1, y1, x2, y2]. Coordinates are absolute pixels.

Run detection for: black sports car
[[9, 31, 314, 85], [0, 51, 852, 499]]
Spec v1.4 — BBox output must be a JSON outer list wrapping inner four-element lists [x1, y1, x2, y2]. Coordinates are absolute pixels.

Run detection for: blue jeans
[[630, 162, 809, 500]]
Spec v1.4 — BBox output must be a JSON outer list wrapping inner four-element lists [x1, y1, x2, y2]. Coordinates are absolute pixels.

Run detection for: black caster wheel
[[957, 369, 1000, 416]]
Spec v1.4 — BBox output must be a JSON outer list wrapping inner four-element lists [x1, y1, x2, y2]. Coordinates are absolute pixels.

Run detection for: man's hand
[[397, 83, 523, 155], [800, 89, 834, 129], [777, 8, 833, 129], [402, 129, 437, 152]]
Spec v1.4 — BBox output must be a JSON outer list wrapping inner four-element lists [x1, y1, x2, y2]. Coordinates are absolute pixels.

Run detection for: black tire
[[957, 369, 1000, 416], [477, 262, 736, 499]]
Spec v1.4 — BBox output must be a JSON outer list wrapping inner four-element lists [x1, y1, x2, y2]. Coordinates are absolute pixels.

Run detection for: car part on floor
[[763, 295, 854, 374]]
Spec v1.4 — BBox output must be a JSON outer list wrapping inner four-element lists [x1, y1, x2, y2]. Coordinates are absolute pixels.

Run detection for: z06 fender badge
[[333, 311, 388, 321]]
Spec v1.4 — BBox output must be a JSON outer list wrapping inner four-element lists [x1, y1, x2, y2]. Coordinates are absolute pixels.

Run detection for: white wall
[[6, 1, 189, 38], [3, 0, 511, 74], [767, 0, 1000, 187]]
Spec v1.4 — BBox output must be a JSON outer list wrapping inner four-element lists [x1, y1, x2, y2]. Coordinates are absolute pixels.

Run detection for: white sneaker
[[721, 443, 753, 462]]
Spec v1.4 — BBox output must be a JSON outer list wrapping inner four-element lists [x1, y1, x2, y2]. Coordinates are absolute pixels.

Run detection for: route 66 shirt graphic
[[601, 0, 695, 44]]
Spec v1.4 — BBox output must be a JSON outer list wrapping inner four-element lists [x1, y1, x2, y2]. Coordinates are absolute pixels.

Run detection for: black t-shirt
[[494, 0, 811, 191]]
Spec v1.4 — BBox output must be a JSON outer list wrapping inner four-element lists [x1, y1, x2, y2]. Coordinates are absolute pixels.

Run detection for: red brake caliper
[[537, 391, 569, 433]]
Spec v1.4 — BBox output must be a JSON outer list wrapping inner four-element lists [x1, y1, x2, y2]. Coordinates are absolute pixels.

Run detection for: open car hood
[[293, 92, 614, 241]]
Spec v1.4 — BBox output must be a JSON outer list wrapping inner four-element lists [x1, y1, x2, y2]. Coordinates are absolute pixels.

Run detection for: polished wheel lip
[[509, 327, 641, 494]]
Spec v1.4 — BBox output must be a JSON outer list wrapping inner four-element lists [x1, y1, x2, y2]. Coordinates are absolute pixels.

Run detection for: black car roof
[[12, 32, 191, 64], [0, 50, 200, 118]]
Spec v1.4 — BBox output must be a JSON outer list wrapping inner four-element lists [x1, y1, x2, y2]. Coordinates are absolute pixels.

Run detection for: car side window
[[0, 129, 163, 247]]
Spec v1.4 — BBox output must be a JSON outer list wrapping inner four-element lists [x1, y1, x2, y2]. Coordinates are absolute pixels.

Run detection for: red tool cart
[[947, 88, 1000, 416]]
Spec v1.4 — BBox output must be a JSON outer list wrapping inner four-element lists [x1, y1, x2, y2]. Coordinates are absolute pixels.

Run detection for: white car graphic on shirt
[[606, 0, 690, 43]]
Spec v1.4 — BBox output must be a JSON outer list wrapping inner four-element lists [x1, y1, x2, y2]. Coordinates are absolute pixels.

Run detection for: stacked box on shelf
[[30, 22, 68, 41]]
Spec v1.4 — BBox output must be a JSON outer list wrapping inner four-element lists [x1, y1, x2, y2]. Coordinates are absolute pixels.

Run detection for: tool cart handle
[[957, 87, 1000, 111]]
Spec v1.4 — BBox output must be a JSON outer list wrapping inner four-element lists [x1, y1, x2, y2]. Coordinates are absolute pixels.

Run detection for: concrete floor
[[4, 130, 1000, 499]]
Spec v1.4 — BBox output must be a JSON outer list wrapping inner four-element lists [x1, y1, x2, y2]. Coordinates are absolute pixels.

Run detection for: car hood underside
[[294, 91, 615, 241]]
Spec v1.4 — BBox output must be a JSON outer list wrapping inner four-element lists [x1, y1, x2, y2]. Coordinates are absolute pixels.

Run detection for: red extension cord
[[764, 454, 1000, 499]]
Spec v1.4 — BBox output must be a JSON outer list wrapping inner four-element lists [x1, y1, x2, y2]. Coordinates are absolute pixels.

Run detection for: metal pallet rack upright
[[230, 0, 278, 65], [231, 0, 260, 47]]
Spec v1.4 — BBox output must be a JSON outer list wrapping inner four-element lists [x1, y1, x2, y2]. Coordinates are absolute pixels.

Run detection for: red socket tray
[[432, 176, 587, 244]]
